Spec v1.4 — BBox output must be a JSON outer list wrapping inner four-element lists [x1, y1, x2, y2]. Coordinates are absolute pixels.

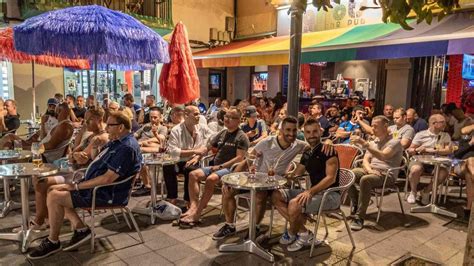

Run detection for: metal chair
[[304, 168, 356, 257], [372, 157, 408, 223], [78, 172, 144, 253], [333, 144, 364, 169]]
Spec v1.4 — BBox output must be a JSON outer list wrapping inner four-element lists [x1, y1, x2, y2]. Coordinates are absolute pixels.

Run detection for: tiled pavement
[[0, 184, 469, 265]]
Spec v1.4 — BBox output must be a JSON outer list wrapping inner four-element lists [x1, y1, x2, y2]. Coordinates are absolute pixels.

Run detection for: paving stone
[[69, 250, 122, 265], [123, 251, 173, 266], [113, 244, 152, 260], [29, 252, 80, 266], [155, 243, 202, 262]]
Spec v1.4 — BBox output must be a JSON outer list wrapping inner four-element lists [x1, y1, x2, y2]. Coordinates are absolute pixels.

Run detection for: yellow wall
[[172, 0, 234, 43], [237, 0, 277, 37], [12, 63, 64, 119]]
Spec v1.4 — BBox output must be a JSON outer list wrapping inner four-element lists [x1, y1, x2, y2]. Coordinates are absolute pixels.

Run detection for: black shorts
[[70, 190, 110, 208]]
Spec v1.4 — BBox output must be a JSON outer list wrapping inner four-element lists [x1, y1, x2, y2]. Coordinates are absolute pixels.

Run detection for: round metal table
[[219, 172, 287, 262], [0, 162, 58, 252], [133, 153, 177, 224], [410, 155, 459, 218], [0, 150, 32, 218]]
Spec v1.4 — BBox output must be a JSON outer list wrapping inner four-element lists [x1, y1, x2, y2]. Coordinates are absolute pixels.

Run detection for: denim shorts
[[70, 190, 110, 209], [279, 189, 341, 214], [201, 167, 231, 178]]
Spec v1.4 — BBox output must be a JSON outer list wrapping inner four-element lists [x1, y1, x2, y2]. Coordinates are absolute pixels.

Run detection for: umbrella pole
[[32, 62, 36, 120], [94, 54, 98, 95]]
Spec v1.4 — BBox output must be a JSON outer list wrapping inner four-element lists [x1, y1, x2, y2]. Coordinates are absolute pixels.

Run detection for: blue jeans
[[200, 167, 231, 178]]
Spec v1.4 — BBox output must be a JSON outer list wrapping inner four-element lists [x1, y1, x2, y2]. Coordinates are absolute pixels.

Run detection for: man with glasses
[[179, 107, 250, 227], [406, 114, 452, 204], [28, 111, 142, 259], [26, 106, 108, 233]]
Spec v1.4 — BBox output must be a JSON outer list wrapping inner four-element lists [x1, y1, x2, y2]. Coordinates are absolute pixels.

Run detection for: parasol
[[159, 22, 199, 104], [13, 5, 169, 93], [0, 27, 90, 117]]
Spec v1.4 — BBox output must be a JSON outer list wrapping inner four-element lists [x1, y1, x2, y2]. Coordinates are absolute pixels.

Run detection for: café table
[[0, 150, 33, 218], [219, 172, 287, 262], [410, 155, 459, 218], [0, 162, 58, 252], [133, 153, 177, 224]]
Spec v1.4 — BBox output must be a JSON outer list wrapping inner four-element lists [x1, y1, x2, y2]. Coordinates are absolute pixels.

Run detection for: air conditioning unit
[[225, 16, 235, 32], [209, 28, 218, 42]]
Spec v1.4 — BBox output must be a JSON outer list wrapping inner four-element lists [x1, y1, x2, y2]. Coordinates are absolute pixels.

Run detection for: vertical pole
[[287, 0, 305, 117], [94, 53, 98, 95], [31, 62, 36, 119]]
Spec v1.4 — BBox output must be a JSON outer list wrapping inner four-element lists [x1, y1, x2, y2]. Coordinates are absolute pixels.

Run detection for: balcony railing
[[21, 0, 173, 30]]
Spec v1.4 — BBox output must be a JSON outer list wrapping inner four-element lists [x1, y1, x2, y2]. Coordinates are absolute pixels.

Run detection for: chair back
[[334, 144, 363, 169], [338, 168, 356, 191]]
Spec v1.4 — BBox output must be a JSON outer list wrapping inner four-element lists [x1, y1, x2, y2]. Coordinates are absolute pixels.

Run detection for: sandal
[[177, 219, 201, 229]]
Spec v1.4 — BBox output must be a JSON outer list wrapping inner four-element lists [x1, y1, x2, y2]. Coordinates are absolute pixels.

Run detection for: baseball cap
[[47, 98, 59, 106], [245, 105, 258, 118]]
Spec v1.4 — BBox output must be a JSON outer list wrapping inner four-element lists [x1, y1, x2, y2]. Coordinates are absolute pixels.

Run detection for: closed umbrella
[[159, 22, 199, 104]]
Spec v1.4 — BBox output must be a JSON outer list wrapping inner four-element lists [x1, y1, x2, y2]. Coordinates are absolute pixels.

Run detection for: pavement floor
[[0, 180, 469, 265]]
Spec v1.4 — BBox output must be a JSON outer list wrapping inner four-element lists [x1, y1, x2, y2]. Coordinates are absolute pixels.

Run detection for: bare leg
[[182, 169, 205, 218], [255, 191, 269, 224], [33, 176, 61, 225], [140, 166, 151, 188], [423, 168, 449, 193], [193, 174, 219, 218], [409, 165, 423, 194], [222, 185, 238, 223], [466, 158, 474, 210], [288, 199, 306, 235], [46, 189, 75, 241], [272, 190, 290, 221]]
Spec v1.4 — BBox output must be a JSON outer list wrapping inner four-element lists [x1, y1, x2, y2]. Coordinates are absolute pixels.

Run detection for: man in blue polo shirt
[[28, 111, 142, 260], [336, 105, 364, 143]]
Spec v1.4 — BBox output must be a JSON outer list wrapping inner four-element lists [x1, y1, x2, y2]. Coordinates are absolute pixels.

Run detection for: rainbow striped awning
[[193, 14, 474, 68]]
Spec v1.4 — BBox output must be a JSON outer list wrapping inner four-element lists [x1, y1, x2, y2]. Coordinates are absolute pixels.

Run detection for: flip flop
[[177, 219, 201, 229]]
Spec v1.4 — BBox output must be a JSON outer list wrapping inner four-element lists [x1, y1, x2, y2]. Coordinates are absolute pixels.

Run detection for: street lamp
[[287, 0, 306, 117]]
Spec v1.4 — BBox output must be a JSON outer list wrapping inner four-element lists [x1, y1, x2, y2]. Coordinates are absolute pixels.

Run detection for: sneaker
[[350, 218, 364, 231], [421, 191, 431, 205], [407, 192, 416, 204], [27, 238, 61, 260], [287, 231, 319, 252], [131, 186, 151, 197], [279, 231, 297, 245], [63, 228, 92, 251], [212, 224, 236, 240]]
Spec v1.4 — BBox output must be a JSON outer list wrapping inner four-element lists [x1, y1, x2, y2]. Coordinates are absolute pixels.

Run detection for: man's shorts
[[408, 161, 436, 174], [279, 189, 341, 214], [70, 190, 111, 209], [201, 167, 231, 178]]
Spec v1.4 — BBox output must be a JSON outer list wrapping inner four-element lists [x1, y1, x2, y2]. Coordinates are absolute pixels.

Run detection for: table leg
[[411, 164, 457, 218], [219, 189, 275, 262], [159, 165, 165, 200], [132, 163, 158, 224]]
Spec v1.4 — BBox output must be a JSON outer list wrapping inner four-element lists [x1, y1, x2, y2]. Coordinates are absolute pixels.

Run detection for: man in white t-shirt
[[406, 114, 453, 205], [212, 116, 307, 240], [388, 108, 415, 149]]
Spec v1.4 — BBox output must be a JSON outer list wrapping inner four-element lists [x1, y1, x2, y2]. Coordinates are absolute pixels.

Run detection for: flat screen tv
[[252, 72, 268, 91], [462, 54, 474, 80]]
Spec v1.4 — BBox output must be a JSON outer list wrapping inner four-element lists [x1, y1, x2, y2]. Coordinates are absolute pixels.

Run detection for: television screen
[[252, 72, 268, 91], [462, 54, 474, 80]]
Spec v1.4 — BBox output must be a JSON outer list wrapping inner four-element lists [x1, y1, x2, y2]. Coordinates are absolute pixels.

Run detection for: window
[[0, 61, 13, 100]]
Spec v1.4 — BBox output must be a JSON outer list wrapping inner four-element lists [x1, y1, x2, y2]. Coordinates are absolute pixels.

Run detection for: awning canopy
[[193, 14, 474, 68]]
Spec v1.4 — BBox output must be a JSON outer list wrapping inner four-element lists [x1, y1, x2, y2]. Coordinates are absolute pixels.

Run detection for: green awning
[[301, 48, 357, 63]]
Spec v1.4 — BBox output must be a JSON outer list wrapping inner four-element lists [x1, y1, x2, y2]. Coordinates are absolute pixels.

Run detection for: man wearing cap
[[40, 98, 60, 139], [240, 105, 268, 146]]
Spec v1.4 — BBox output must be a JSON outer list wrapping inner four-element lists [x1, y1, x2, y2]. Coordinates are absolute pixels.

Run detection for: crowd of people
[[1, 92, 472, 260]]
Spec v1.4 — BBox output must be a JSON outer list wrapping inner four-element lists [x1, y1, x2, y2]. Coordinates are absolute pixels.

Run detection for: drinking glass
[[266, 158, 276, 183], [32, 154, 43, 169], [14, 140, 22, 152], [246, 154, 257, 182]]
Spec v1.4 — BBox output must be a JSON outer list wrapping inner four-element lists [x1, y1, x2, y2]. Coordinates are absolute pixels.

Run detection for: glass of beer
[[31, 142, 43, 169], [14, 140, 23, 152], [246, 154, 257, 182]]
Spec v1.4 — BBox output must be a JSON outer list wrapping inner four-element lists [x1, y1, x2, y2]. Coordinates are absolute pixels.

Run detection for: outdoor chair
[[333, 144, 364, 169], [302, 168, 356, 257], [77, 172, 144, 253]]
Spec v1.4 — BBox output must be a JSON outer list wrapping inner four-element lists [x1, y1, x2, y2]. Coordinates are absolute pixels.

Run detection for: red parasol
[[0, 27, 90, 117], [159, 22, 200, 104], [0, 27, 90, 69]]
